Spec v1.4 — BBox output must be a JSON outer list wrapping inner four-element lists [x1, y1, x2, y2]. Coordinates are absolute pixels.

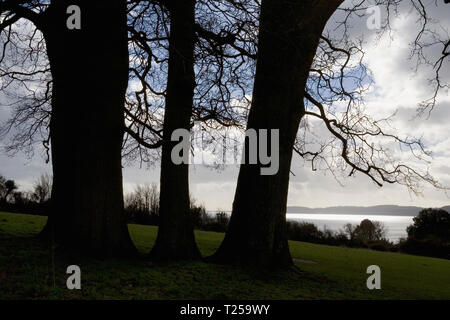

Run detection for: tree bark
[[211, 0, 343, 268], [148, 0, 201, 261], [38, 0, 136, 256]]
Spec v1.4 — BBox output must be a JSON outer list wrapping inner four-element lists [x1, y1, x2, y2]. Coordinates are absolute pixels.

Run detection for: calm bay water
[[211, 211, 415, 243], [287, 213, 415, 243]]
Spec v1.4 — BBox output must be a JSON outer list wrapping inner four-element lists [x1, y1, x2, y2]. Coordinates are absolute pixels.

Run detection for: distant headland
[[286, 205, 450, 216]]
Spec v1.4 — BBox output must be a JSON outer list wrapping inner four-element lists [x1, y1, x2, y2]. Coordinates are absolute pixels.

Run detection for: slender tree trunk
[[38, 0, 136, 256], [149, 0, 201, 261], [211, 0, 343, 268]]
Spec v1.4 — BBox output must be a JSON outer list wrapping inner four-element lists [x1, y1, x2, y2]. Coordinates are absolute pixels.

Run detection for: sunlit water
[[209, 212, 415, 243], [286, 213, 415, 243]]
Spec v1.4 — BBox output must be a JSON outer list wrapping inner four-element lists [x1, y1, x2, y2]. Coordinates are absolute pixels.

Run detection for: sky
[[1, 0, 449, 211]]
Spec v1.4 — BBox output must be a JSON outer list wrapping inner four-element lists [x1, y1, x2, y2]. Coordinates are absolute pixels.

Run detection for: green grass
[[0, 211, 449, 300]]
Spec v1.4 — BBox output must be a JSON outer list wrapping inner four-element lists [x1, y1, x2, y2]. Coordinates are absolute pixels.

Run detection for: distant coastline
[[286, 205, 450, 216]]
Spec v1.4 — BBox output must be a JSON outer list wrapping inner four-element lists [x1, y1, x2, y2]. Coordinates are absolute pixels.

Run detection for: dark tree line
[[1, 0, 448, 268], [0, 173, 51, 214]]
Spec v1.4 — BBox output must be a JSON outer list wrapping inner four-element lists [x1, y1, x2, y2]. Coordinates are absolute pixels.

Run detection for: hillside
[[0, 212, 449, 299]]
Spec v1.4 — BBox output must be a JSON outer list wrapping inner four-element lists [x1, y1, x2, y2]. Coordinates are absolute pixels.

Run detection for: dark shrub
[[399, 236, 449, 259], [286, 221, 323, 243], [399, 208, 450, 259], [354, 219, 387, 243], [407, 208, 450, 241], [368, 239, 393, 252], [198, 211, 230, 232], [405, 237, 449, 259], [190, 203, 208, 227]]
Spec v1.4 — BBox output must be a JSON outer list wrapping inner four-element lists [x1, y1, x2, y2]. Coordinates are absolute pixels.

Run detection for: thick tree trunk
[[149, 0, 201, 261], [38, 0, 136, 256], [211, 0, 343, 268]]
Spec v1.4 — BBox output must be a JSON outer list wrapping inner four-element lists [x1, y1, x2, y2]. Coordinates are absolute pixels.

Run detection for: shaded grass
[[0, 212, 449, 300]]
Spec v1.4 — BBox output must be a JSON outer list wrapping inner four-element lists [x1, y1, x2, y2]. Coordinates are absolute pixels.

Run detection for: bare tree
[[1, 1, 448, 263], [0, 174, 17, 203], [124, 0, 258, 261], [212, 0, 449, 268], [145, 0, 202, 261], [1, 0, 256, 259], [124, 183, 159, 224], [31, 173, 51, 204], [1, 1, 136, 256]]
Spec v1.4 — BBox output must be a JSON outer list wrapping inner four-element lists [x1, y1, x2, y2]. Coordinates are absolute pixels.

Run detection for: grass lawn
[[0, 211, 449, 300]]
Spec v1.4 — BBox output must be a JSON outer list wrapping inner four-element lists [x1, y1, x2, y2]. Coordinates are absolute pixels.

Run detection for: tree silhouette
[[145, 0, 201, 261], [0, 176, 17, 203], [407, 208, 450, 241], [1, 0, 448, 264], [1, 1, 136, 256], [31, 173, 52, 204], [125, 0, 258, 260], [1, 0, 256, 258], [211, 0, 449, 268]]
